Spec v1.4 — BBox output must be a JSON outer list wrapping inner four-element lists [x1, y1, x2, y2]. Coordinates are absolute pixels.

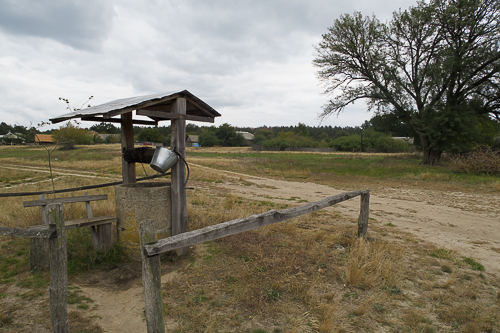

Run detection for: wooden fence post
[[84, 192, 112, 250], [30, 194, 50, 270], [357, 191, 370, 238], [48, 203, 69, 333], [139, 219, 165, 333]]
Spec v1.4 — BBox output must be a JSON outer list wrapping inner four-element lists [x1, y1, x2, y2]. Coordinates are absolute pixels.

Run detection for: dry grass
[[1, 146, 500, 332]]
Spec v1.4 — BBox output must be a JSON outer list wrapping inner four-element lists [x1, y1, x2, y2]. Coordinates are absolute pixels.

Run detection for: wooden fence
[[139, 189, 370, 333]]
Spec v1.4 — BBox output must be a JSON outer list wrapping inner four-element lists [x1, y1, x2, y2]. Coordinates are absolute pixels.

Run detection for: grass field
[[0, 144, 499, 332]]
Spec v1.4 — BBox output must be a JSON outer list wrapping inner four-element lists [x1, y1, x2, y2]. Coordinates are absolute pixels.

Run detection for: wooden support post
[[48, 203, 69, 333], [358, 191, 370, 238], [170, 97, 187, 255], [30, 194, 50, 271], [121, 112, 136, 184], [85, 193, 112, 250], [139, 219, 165, 333]]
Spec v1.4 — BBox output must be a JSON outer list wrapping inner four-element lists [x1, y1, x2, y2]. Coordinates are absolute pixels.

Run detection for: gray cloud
[[0, 0, 417, 129], [0, 0, 115, 50]]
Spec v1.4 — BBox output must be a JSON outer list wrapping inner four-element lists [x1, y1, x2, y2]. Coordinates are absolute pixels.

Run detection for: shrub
[[199, 131, 219, 147], [137, 128, 163, 143], [51, 122, 94, 149], [452, 147, 500, 175]]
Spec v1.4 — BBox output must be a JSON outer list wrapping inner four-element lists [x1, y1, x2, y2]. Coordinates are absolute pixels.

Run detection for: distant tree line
[[3, 113, 499, 153]]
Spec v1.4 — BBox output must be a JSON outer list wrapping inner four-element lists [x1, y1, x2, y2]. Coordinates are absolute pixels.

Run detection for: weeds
[[463, 257, 485, 271], [452, 147, 500, 175]]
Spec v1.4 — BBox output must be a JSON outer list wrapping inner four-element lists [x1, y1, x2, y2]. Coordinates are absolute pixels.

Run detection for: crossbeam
[[144, 190, 369, 256]]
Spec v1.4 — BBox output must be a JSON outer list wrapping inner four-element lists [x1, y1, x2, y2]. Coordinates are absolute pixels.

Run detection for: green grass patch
[[66, 229, 129, 275], [68, 286, 94, 309], [430, 248, 455, 260], [462, 257, 485, 271], [188, 151, 500, 187]]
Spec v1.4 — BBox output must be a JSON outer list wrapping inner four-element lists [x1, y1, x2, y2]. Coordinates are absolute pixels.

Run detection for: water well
[[115, 182, 171, 251]]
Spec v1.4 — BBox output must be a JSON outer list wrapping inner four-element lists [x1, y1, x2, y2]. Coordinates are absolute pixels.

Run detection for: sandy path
[[191, 164, 500, 275]]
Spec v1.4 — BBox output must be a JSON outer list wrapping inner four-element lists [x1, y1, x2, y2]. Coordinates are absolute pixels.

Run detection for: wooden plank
[[23, 195, 108, 208], [63, 216, 117, 230], [48, 204, 69, 333], [358, 192, 370, 238], [145, 191, 367, 256], [139, 220, 165, 333], [121, 113, 136, 184], [170, 97, 188, 255], [81, 116, 157, 126], [31, 194, 50, 270], [136, 109, 215, 123], [0, 225, 54, 238]]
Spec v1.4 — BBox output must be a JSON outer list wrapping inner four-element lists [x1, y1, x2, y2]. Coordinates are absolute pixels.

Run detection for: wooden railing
[[139, 190, 370, 333]]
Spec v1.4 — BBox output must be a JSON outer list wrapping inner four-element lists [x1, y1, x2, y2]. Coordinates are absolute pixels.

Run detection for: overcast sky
[[0, 0, 417, 131]]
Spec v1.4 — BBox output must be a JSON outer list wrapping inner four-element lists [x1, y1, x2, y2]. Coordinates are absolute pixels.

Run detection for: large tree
[[314, 0, 500, 164]]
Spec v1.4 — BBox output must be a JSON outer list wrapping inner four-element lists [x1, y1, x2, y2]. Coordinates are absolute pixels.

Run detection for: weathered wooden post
[[139, 219, 165, 333], [30, 194, 50, 270], [48, 203, 69, 333], [84, 192, 112, 250], [170, 97, 188, 255], [357, 191, 370, 238], [121, 112, 136, 184]]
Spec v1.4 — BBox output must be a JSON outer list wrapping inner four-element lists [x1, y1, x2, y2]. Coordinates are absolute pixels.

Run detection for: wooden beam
[[145, 190, 368, 256], [170, 98, 188, 255], [121, 113, 136, 183], [0, 225, 54, 238], [24, 195, 108, 208], [185, 98, 220, 118], [136, 109, 215, 123], [81, 116, 157, 126]]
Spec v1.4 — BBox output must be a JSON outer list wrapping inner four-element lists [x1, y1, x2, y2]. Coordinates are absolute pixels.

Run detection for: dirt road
[[191, 165, 500, 275]]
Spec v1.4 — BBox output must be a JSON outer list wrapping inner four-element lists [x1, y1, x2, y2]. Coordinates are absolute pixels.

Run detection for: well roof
[[50, 90, 220, 125]]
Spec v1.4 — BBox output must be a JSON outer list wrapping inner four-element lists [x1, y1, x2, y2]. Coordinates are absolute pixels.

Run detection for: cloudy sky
[[0, 0, 417, 131]]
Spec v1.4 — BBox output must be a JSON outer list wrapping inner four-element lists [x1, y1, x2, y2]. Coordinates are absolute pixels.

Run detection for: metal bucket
[[150, 146, 178, 173]]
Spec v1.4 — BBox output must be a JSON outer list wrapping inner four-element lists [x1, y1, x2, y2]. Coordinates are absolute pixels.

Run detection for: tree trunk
[[419, 133, 442, 165]]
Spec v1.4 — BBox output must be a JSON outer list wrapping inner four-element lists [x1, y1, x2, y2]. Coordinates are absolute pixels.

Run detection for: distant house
[[34, 134, 54, 145], [1, 131, 24, 145], [98, 134, 120, 143], [186, 135, 199, 147], [392, 137, 414, 144], [237, 131, 254, 142]]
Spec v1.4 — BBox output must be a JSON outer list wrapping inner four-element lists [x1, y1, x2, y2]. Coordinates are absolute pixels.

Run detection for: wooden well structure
[[50, 90, 221, 247]]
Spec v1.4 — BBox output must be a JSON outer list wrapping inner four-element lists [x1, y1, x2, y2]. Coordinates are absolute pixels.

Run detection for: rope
[[0, 171, 171, 198]]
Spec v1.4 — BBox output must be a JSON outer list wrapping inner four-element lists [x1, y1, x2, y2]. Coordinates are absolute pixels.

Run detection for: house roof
[[237, 131, 255, 141], [49, 90, 221, 125], [35, 134, 54, 143], [186, 135, 199, 142]]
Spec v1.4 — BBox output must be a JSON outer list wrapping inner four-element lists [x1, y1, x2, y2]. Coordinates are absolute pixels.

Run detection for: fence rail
[[140, 189, 370, 333]]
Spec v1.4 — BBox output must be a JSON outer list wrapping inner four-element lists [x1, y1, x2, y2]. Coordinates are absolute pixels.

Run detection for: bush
[[137, 128, 163, 143], [262, 132, 318, 149], [216, 123, 247, 147], [51, 122, 94, 149], [452, 147, 500, 175], [199, 131, 219, 147], [329, 130, 412, 152]]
